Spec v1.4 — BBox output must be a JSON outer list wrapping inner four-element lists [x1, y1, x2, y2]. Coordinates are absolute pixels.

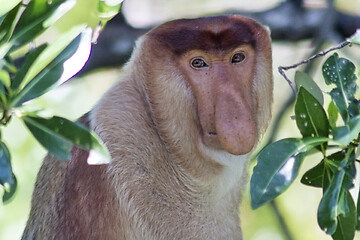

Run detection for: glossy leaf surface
[[322, 53, 357, 123], [318, 165, 346, 234], [13, 32, 89, 105], [295, 87, 329, 139], [0, 141, 16, 202], [301, 160, 324, 187], [12, 24, 85, 96], [9, 0, 73, 52], [318, 150, 355, 236], [23, 115, 110, 163], [250, 137, 328, 209]]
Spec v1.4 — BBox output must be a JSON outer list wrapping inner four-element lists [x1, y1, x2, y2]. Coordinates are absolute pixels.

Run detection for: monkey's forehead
[[146, 15, 263, 55]]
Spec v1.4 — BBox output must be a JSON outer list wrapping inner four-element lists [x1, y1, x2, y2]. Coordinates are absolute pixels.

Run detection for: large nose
[[213, 65, 257, 155]]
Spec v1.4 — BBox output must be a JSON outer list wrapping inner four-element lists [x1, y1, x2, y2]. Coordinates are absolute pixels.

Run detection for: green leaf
[[318, 150, 355, 236], [322, 53, 357, 123], [0, 3, 24, 57], [356, 187, 360, 230], [97, 0, 122, 20], [8, 0, 74, 53], [331, 190, 356, 240], [13, 29, 92, 106], [328, 101, 339, 128], [250, 137, 328, 209], [0, 69, 10, 88], [332, 115, 360, 146], [23, 116, 72, 160], [322, 151, 347, 191], [347, 99, 360, 119], [318, 165, 346, 234], [295, 71, 323, 105], [330, 89, 349, 123], [11, 24, 86, 100], [0, 141, 16, 202], [0, 0, 22, 18], [3, 175, 16, 202], [22, 115, 110, 164], [295, 87, 329, 143], [12, 44, 47, 90], [301, 160, 324, 187]]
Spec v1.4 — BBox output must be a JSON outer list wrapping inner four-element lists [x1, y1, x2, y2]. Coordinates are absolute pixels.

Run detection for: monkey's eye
[[191, 58, 208, 68], [231, 53, 245, 63]]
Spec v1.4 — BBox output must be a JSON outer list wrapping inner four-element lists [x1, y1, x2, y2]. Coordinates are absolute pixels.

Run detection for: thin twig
[[278, 40, 352, 95]]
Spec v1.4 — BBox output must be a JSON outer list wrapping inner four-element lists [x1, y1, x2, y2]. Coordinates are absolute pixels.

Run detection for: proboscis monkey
[[22, 15, 272, 240]]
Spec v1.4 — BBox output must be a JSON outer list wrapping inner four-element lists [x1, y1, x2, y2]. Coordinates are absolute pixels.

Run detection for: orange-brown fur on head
[[22, 15, 272, 240]]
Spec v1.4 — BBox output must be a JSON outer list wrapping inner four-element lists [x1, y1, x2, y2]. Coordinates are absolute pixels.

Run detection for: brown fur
[[22, 15, 272, 240]]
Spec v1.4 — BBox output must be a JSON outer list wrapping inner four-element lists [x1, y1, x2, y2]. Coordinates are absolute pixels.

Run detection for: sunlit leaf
[[0, 3, 24, 57], [0, 3, 22, 43], [0, 69, 10, 88], [301, 160, 324, 187], [250, 137, 328, 209], [0, 141, 16, 202], [0, 0, 21, 18], [12, 44, 47, 90], [43, 0, 76, 28], [9, 0, 73, 52], [56, 27, 92, 84], [97, 0, 122, 20], [22, 115, 110, 164], [295, 71, 323, 105], [295, 87, 329, 141], [13, 30, 92, 106], [13, 24, 86, 96], [328, 101, 339, 128]]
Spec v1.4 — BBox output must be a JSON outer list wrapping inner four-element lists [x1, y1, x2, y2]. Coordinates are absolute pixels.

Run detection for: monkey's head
[[132, 15, 272, 157]]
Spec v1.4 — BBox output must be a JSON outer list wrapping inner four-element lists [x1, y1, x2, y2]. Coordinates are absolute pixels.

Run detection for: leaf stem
[[278, 40, 352, 95]]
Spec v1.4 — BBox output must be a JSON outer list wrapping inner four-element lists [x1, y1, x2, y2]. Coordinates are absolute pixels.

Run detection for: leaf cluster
[[0, 0, 122, 202], [250, 52, 360, 239]]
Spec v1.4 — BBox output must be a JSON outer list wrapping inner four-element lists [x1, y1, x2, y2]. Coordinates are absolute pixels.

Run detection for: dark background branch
[[79, 0, 360, 74]]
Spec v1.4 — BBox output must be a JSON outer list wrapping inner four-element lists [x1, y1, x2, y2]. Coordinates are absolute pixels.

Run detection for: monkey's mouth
[[207, 132, 217, 136]]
